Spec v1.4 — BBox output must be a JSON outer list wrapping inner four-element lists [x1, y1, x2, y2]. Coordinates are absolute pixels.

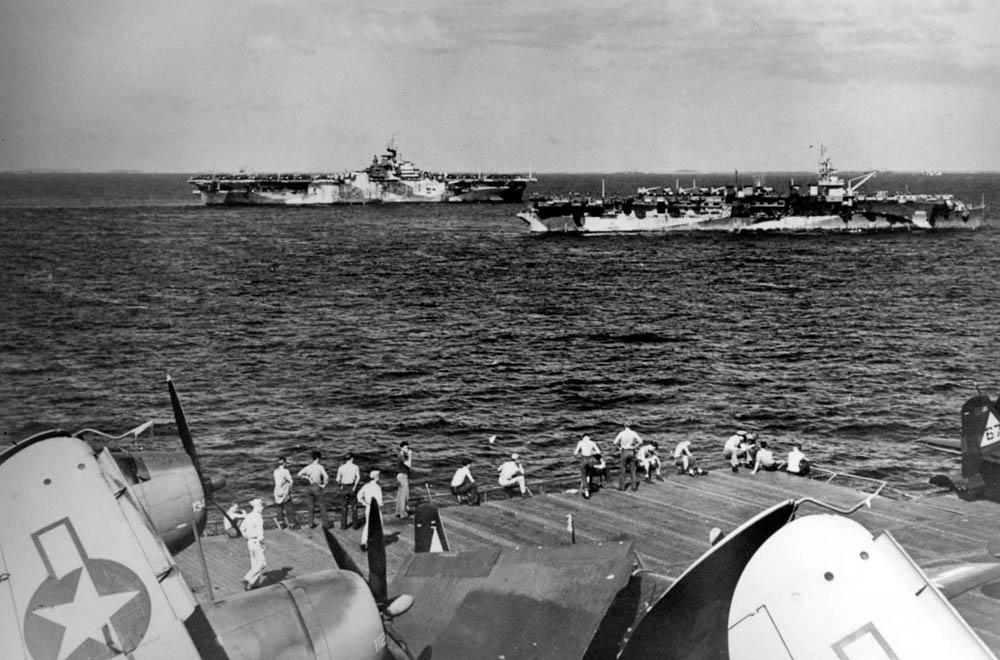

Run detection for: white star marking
[[34, 568, 140, 660]]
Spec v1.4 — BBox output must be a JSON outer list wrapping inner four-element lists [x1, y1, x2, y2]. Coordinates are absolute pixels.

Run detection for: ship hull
[[518, 208, 736, 233], [520, 207, 989, 234], [193, 176, 447, 205], [853, 199, 987, 230], [191, 179, 533, 206]]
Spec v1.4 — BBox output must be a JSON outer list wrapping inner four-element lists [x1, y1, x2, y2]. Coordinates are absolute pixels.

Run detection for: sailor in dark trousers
[[297, 450, 330, 528], [614, 421, 642, 491], [573, 434, 600, 498], [335, 452, 361, 530]]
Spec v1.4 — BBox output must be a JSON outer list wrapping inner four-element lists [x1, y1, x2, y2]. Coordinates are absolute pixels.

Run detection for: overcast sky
[[2, 0, 999, 173]]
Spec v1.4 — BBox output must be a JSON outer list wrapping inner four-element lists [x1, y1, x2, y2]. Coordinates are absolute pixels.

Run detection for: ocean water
[[2, 171, 999, 504]]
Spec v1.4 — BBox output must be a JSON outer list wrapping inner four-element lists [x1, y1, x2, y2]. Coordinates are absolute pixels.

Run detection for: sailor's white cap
[[370, 470, 380, 479], [249, 498, 263, 508], [511, 453, 519, 460]]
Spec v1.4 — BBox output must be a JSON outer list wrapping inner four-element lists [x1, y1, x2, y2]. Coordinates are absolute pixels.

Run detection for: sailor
[[239, 498, 267, 590], [336, 452, 361, 530], [573, 434, 600, 498], [396, 441, 413, 518], [272, 457, 296, 529], [614, 421, 643, 491], [752, 441, 779, 473], [591, 451, 609, 488], [786, 442, 811, 476], [450, 458, 479, 505], [637, 441, 663, 481], [724, 431, 751, 472], [674, 439, 705, 476], [497, 453, 528, 496], [297, 450, 330, 529], [356, 470, 383, 551], [741, 433, 759, 466]]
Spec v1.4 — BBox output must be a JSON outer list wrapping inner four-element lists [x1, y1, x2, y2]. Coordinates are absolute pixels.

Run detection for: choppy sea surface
[[2, 171, 999, 504]]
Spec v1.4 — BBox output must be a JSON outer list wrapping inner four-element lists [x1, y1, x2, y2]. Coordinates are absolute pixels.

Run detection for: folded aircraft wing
[[729, 514, 997, 659], [1, 434, 202, 660], [388, 541, 639, 660]]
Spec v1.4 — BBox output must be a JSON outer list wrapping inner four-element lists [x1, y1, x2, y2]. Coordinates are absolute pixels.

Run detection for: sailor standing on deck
[[574, 434, 600, 498], [614, 421, 643, 491], [239, 498, 267, 590], [273, 457, 296, 529], [396, 441, 412, 518], [298, 450, 330, 529], [336, 453, 361, 529], [357, 470, 383, 551]]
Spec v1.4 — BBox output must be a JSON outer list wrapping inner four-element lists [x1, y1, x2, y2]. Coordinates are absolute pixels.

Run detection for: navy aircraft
[[2, 377, 414, 660], [5, 379, 1000, 660], [924, 391, 1000, 502], [67, 377, 235, 555]]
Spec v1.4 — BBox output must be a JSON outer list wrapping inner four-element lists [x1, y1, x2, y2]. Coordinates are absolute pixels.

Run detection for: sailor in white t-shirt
[[574, 434, 600, 497], [497, 453, 528, 496], [450, 458, 479, 504]]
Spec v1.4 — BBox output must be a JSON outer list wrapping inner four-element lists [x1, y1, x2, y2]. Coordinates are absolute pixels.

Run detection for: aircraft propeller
[[166, 374, 240, 536], [323, 500, 415, 660]]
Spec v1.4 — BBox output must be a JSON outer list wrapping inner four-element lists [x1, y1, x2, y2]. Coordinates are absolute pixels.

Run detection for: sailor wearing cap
[[724, 431, 747, 472], [497, 453, 528, 496], [356, 470, 383, 551], [239, 498, 267, 590]]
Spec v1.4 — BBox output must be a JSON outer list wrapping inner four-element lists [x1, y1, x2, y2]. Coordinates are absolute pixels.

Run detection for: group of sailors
[[572, 423, 811, 499], [723, 430, 811, 476], [227, 442, 417, 589], [573, 422, 710, 498], [449, 453, 529, 505], [228, 426, 813, 588], [446, 422, 814, 506]]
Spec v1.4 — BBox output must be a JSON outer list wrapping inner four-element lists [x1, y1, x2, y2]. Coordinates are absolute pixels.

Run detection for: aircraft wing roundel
[[1, 435, 202, 660]]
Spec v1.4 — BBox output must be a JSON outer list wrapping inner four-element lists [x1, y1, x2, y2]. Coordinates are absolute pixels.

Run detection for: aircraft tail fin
[[414, 503, 450, 553], [961, 393, 1000, 478]]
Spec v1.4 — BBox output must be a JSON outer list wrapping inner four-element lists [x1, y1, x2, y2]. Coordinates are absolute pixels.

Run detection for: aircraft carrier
[[187, 140, 535, 205]]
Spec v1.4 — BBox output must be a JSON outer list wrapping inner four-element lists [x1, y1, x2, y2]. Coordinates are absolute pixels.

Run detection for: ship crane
[[847, 170, 878, 195]]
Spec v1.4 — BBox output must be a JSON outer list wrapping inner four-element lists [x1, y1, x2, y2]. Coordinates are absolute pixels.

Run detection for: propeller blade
[[166, 375, 234, 535], [322, 527, 364, 576], [367, 498, 388, 607], [167, 375, 203, 480], [383, 619, 416, 660]]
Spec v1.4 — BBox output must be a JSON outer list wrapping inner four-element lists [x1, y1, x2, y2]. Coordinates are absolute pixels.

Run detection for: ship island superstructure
[[188, 140, 535, 205]]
